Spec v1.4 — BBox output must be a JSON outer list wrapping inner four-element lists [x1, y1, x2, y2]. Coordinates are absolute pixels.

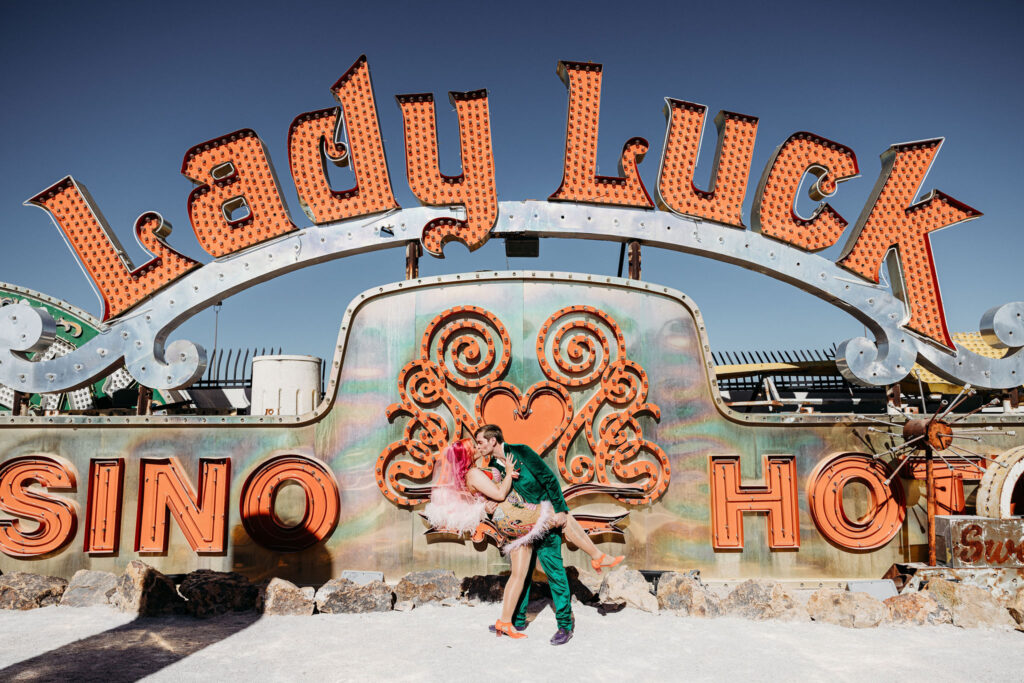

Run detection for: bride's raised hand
[[506, 453, 520, 479]]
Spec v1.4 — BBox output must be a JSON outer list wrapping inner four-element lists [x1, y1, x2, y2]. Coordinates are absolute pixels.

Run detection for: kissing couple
[[425, 424, 623, 645]]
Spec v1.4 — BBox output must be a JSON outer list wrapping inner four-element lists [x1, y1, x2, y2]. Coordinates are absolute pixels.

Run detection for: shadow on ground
[[0, 612, 259, 682]]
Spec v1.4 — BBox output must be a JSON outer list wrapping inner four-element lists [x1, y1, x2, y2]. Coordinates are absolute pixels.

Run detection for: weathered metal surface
[[0, 282, 159, 412], [936, 515, 1024, 568], [2, 202, 1023, 394], [976, 445, 1024, 518], [902, 563, 1024, 604], [1, 273, 1023, 584]]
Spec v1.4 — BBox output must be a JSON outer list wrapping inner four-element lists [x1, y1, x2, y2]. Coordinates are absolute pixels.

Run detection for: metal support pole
[[405, 241, 421, 280], [926, 446, 936, 567], [136, 385, 152, 416], [628, 240, 641, 280], [11, 390, 28, 416]]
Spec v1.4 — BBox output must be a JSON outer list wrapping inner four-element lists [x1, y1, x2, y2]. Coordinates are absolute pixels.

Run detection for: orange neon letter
[[908, 460, 983, 515], [136, 457, 230, 553], [751, 132, 859, 250], [549, 61, 653, 209], [0, 455, 78, 557], [26, 178, 200, 320], [182, 129, 297, 258], [288, 55, 399, 224], [84, 458, 124, 554], [396, 90, 497, 256], [656, 100, 758, 227], [837, 140, 981, 348], [807, 454, 905, 550], [709, 455, 799, 550], [239, 455, 340, 551]]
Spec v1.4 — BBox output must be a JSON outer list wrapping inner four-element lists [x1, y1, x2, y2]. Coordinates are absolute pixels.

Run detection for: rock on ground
[[1007, 588, 1024, 627], [566, 566, 602, 604], [657, 572, 721, 617], [339, 570, 384, 586], [59, 570, 118, 608], [0, 572, 67, 610], [599, 568, 658, 613], [924, 578, 1016, 629], [259, 578, 315, 616], [316, 578, 393, 613], [806, 589, 888, 628], [394, 570, 459, 606], [884, 591, 952, 625], [460, 574, 505, 603], [111, 560, 184, 616], [722, 580, 807, 621], [178, 570, 259, 618]]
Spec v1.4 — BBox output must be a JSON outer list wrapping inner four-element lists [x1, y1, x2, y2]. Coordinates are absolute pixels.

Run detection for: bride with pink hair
[[425, 438, 620, 639], [425, 439, 541, 548]]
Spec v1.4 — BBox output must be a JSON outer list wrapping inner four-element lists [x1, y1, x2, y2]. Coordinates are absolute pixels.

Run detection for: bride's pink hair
[[444, 439, 474, 491], [425, 438, 486, 535]]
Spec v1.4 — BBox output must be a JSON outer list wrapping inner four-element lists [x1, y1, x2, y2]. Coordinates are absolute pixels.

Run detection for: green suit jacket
[[490, 443, 569, 514]]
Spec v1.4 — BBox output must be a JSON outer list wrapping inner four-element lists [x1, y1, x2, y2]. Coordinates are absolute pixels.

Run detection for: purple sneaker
[[488, 622, 527, 633], [550, 628, 573, 646]]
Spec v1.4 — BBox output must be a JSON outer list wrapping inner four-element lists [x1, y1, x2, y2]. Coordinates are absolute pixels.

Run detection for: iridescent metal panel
[[1, 273, 1022, 583]]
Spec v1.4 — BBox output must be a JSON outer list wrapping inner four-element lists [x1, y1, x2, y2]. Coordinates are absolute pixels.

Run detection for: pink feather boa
[[500, 501, 555, 555]]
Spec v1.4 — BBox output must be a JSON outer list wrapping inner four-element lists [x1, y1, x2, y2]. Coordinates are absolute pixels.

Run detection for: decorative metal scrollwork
[[376, 305, 670, 519]]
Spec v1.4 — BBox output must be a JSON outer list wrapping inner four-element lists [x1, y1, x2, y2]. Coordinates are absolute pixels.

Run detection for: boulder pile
[[0, 572, 67, 610], [1, 564, 1020, 629], [806, 588, 887, 628], [720, 579, 807, 621], [656, 571, 721, 617], [315, 577, 393, 613]]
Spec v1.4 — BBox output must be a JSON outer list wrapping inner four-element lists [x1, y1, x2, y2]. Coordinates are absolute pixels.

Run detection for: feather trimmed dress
[[423, 483, 488, 536], [481, 467, 554, 554]]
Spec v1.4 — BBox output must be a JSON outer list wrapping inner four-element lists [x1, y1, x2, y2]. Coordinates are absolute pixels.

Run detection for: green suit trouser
[[512, 528, 573, 630]]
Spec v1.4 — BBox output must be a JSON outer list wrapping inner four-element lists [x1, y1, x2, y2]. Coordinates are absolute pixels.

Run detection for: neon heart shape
[[475, 381, 572, 455]]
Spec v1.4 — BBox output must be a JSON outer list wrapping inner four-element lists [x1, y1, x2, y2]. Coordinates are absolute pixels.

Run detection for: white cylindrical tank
[[250, 355, 322, 416]]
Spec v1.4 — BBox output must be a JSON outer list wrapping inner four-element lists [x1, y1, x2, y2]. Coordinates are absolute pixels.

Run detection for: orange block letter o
[[807, 453, 905, 551], [240, 455, 340, 552]]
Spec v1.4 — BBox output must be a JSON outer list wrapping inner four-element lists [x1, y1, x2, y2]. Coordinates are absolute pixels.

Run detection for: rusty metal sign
[[937, 515, 1024, 568]]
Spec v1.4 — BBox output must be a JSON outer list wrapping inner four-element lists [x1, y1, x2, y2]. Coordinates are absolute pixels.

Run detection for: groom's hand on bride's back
[[485, 500, 499, 514]]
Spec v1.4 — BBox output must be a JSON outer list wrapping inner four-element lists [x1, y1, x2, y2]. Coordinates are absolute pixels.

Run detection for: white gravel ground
[[0, 603, 1021, 682]]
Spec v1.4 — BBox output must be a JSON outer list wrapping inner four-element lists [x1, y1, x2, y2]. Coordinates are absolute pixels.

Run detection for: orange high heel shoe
[[591, 553, 625, 573], [494, 620, 528, 639]]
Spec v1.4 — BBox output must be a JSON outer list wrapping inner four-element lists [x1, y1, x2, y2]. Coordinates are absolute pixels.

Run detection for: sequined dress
[[479, 466, 554, 554]]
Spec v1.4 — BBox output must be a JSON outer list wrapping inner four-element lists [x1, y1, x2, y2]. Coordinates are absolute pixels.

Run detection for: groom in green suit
[[474, 424, 574, 645]]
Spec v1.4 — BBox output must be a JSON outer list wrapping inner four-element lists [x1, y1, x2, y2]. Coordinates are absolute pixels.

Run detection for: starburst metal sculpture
[[867, 381, 1014, 565]]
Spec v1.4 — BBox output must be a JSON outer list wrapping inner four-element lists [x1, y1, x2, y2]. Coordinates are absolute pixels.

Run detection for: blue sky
[[1, 0, 1021, 368]]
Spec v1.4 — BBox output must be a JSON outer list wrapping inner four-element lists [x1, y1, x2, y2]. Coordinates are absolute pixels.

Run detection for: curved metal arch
[[0, 201, 1020, 393]]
